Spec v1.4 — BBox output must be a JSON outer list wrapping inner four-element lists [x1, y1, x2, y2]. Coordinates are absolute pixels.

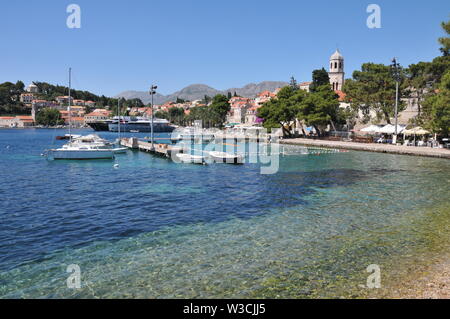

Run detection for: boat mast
[[68, 67, 72, 142], [117, 99, 120, 139]]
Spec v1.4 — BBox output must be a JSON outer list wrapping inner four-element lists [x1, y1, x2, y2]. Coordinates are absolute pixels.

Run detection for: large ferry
[[87, 120, 112, 131], [108, 116, 175, 133]]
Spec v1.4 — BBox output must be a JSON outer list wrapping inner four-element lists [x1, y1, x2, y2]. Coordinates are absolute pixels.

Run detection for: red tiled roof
[[334, 90, 346, 101], [86, 112, 108, 117], [257, 90, 272, 97]]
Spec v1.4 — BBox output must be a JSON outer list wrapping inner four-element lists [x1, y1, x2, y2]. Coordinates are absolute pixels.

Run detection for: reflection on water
[[0, 129, 449, 298]]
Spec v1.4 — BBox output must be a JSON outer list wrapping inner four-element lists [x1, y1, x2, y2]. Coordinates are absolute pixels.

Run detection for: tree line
[[257, 18, 450, 137], [342, 19, 449, 136]]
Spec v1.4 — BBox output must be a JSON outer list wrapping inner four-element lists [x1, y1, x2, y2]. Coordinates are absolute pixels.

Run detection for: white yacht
[[49, 134, 115, 160], [171, 127, 215, 143], [47, 68, 117, 160]]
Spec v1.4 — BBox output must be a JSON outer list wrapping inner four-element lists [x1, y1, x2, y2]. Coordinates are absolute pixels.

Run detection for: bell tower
[[328, 49, 345, 91]]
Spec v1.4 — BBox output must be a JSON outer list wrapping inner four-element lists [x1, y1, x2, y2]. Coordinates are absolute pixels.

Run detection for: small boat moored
[[175, 153, 207, 165], [208, 151, 244, 164]]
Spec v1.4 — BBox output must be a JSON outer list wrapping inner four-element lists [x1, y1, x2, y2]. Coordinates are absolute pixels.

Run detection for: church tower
[[328, 49, 345, 91]]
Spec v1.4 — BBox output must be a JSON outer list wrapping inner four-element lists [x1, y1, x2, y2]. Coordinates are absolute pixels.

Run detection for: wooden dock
[[120, 137, 183, 158]]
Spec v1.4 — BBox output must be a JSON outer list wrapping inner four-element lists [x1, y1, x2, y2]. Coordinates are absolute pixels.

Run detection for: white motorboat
[[175, 153, 207, 164], [49, 134, 115, 160], [112, 147, 128, 154], [208, 151, 244, 164], [46, 69, 115, 160]]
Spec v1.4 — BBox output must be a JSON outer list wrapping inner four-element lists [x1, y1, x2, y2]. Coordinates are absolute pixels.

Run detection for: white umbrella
[[379, 124, 406, 134], [361, 125, 383, 132]]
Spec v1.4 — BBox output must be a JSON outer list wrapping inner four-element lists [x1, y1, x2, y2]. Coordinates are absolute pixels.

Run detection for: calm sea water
[[0, 128, 449, 298]]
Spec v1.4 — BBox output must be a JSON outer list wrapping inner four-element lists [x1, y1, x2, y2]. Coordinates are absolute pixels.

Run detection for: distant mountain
[[115, 81, 288, 104], [115, 90, 166, 105]]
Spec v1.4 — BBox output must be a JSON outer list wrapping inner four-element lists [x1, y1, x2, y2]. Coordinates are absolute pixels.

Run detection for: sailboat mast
[[68, 67, 72, 142], [117, 99, 120, 139]]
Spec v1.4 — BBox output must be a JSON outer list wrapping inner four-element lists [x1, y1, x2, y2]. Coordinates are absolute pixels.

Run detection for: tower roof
[[330, 49, 343, 60]]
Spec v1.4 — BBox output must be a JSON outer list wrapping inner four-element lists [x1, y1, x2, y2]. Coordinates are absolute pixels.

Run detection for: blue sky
[[1, 0, 449, 96]]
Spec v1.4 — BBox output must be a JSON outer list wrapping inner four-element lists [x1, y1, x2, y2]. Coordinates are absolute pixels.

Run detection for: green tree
[[155, 110, 169, 120], [257, 86, 307, 137], [36, 108, 64, 126], [439, 18, 450, 56], [310, 68, 330, 92], [343, 63, 406, 124], [209, 94, 230, 127], [421, 69, 450, 135], [289, 76, 298, 90], [176, 97, 187, 104], [168, 107, 185, 125], [298, 85, 340, 136], [203, 95, 211, 105]]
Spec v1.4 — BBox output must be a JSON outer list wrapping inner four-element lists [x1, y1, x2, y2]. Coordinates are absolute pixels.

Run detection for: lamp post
[[149, 85, 158, 148], [391, 58, 401, 144]]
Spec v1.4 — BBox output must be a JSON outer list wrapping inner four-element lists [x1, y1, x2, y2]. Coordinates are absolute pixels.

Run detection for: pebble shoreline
[[387, 257, 450, 299]]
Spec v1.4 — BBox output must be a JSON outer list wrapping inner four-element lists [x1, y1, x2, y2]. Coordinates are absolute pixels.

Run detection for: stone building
[[328, 49, 345, 91]]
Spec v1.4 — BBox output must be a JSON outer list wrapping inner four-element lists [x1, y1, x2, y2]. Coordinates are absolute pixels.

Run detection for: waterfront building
[[0, 116, 35, 127], [0, 116, 16, 127], [14, 116, 35, 127], [70, 117, 85, 128], [84, 111, 111, 123]]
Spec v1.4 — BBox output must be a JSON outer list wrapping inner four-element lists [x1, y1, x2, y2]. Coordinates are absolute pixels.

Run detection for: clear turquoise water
[[0, 128, 449, 298]]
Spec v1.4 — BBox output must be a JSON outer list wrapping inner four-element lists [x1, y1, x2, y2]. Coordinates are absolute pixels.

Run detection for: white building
[[26, 83, 39, 93], [20, 93, 35, 104], [328, 50, 345, 91]]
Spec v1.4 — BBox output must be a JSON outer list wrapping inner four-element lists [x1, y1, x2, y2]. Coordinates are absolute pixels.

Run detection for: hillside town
[[0, 50, 422, 132]]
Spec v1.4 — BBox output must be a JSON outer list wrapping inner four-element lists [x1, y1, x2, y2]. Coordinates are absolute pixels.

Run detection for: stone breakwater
[[280, 138, 450, 159]]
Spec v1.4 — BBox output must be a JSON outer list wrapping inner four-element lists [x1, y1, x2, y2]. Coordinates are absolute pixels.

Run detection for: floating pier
[[120, 137, 182, 158]]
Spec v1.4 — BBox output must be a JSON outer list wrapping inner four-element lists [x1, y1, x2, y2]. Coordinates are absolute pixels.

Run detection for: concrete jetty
[[120, 137, 182, 158], [280, 138, 450, 159]]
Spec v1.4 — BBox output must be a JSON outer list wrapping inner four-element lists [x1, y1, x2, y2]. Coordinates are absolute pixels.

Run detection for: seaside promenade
[[281, 138, 450, 159]]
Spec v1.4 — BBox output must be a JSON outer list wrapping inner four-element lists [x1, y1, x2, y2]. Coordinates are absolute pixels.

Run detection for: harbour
[[1, 0, 450, 303], [1, 128, 449, 298]]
